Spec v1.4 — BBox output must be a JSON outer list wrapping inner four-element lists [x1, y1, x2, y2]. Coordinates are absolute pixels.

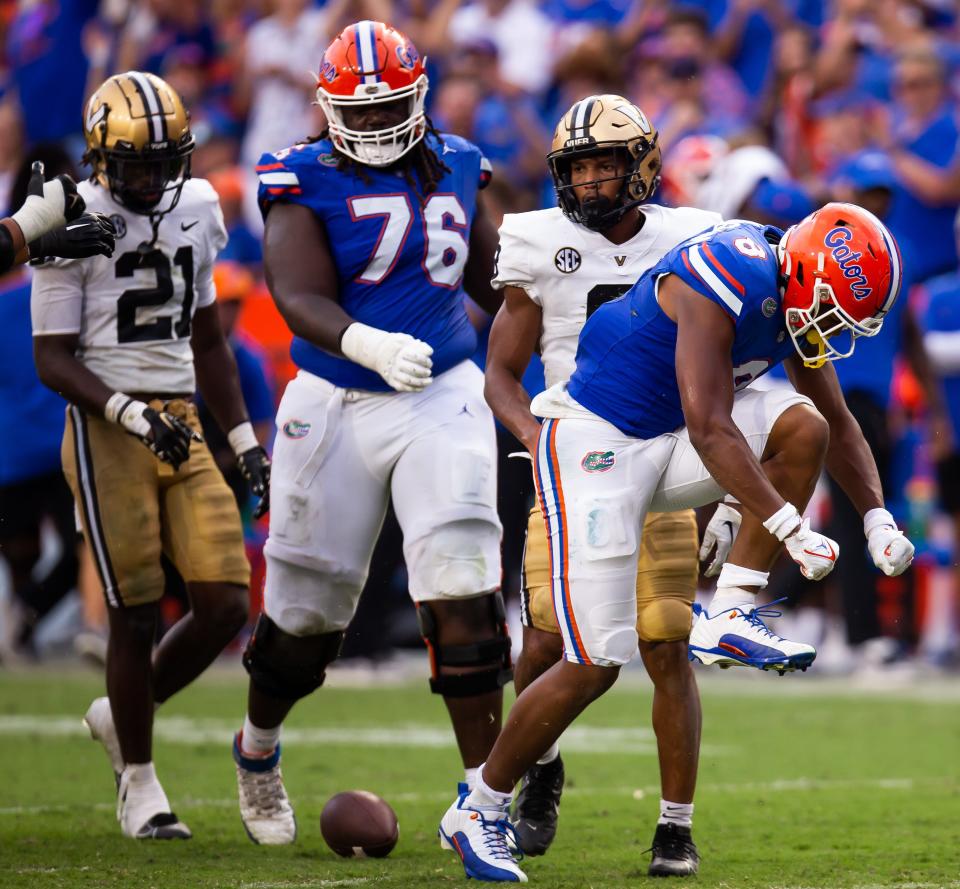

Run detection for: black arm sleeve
[[0, 224, 15, 275]]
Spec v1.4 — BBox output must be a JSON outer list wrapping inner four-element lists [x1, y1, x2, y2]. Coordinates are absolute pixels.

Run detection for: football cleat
[[513, 755, 564, 856], [233, 734, 297, 845], [439, 783, 527, 882], [688, 599, 816, 672], [117, 766, 191, 840], [648, 822, 699, 876], [83, 696, 124, 788]]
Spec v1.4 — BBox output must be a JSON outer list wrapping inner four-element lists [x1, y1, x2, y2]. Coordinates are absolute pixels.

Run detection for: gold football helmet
[[547, 94, 661, 230], [82, 71, 195, 215]]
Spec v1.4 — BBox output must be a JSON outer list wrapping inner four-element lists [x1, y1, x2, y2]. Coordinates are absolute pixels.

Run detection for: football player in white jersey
[[31, 72, 270, 841], [478, 96, 718, 877]]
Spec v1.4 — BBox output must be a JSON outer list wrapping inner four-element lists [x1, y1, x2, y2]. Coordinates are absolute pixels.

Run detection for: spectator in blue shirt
[[886, 49, 960, 282]]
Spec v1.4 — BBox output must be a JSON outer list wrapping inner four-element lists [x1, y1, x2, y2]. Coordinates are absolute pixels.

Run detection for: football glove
[[29, 212, 116, 263], [141, 408, 202, 470], [11, 161, 86, 243], [699, 501, 742, 577], [763, 502, 839, 582], [340, 322, 433, 392], [864, 508, 914, 577], [237, 446, 271, 518], [783, 519, 839, 581]]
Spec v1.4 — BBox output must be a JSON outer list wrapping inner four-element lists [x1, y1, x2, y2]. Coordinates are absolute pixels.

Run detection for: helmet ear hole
[[795, 261, 805, 286]]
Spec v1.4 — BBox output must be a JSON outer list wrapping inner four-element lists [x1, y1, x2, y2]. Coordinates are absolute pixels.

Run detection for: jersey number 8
[[348, 194, 468, 289]]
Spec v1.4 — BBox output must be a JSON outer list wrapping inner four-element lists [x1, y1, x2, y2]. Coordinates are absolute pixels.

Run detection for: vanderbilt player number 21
[[31, 72, 270, 841]]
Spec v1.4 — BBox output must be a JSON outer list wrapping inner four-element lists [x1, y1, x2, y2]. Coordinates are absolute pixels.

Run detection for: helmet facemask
[[549, 141, 660, 231], [100, 147, 193, 215], [317, 75, 428, 167]]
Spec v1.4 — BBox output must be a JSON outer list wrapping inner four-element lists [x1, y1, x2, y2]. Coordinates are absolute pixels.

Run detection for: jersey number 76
[[348, 194, 469, 289]]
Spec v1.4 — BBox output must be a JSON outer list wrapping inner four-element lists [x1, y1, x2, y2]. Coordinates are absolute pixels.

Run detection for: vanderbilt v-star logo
[[614, 255, 627, 267]]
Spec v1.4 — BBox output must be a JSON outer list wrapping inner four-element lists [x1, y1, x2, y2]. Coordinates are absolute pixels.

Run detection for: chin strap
[[803, 330, 828, 368], [138, 212, 163, 253]]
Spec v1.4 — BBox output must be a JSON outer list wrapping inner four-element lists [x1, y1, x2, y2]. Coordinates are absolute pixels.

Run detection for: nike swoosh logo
[[803, 544, 836, 562], [180, 220, 199, 231]]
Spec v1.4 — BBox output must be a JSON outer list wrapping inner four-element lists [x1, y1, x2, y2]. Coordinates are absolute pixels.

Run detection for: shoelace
[[242, 767, 288, 817], [648, 825, 698, 859], [740, 597, 789, 642], [476, 810, 525, 863]]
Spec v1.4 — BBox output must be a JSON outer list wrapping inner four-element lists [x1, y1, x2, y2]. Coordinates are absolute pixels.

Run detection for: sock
[[464, 767, 479, 790], [240, 715, 281, 757], [536, 742, 560, 766], [123, 761, 157, 785], [467, 764, 512, 810], [658, 798, 694, 828], [708, 563, 769, 615]]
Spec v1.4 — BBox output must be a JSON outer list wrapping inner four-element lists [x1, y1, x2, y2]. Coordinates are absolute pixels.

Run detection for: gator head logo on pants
[[282, 419, 311, 439], [581, 450, 615, 472]]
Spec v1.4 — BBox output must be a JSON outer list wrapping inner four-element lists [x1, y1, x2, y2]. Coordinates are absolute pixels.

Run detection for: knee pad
[[417, 592, 513, 698], [637, 597, 693, 643], [242, 612, 343, 702]]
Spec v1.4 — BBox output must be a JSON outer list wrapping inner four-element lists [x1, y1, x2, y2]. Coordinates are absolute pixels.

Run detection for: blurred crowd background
[[1, 0, 960, 679]]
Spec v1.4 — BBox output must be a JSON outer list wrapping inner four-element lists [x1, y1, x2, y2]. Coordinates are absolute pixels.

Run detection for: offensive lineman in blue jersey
[[440, 204, 916, 882], [231, 21, 509, 845]]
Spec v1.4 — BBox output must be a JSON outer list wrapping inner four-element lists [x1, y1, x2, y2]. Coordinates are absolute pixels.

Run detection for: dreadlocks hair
[[309, 115, 451, 204]]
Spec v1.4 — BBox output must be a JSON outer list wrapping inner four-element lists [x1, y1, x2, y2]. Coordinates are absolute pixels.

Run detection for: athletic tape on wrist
[[762, 502, 801, 541], [716, 563, 769, 591], [104, 391, 134, 424], [228, 421, 258, 456], [10, 181, 65, 244], [863, 507, 896, 539]]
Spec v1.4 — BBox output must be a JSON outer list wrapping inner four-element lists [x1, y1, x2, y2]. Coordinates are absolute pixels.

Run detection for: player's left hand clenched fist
[[864, 508, 914, 576]]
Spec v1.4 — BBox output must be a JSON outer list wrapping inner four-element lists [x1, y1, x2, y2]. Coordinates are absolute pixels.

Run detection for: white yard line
[[0, 776, 948, 819], [0, 714, 731, 756]]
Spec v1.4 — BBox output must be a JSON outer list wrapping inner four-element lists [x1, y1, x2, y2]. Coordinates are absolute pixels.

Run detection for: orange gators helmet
[[316, 20, 428, 167], [779, 202, 903, 367]]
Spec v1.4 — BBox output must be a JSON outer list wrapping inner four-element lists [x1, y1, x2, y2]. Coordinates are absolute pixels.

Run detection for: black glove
[[141, 408, 203, 470], [30, 212, 116, 263], [27, 161, 85, 221], [237, 446, 271, 518]]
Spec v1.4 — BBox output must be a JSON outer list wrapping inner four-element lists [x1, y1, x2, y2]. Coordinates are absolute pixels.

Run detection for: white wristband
[[10, 180, 66, 243], [105, 391, 150, 437], [340, 321, 389, 372], [228, 421, 258, 456], [864, 507, 896, 538], [762, 502, 802, 541]]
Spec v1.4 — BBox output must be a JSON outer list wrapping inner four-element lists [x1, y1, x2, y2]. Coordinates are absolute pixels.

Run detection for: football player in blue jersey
[[439, 203, 915, 882], [232, 21, 508, 845]]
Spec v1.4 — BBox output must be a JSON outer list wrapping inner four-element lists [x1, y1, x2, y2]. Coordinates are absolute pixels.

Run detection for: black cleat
[[648, 822, 699, 876], [512, 754, 564, 856]]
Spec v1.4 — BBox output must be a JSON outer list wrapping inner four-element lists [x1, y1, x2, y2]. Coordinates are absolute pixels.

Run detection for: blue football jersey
[[567, 220, 796, 438], [257, 133, 491, 391]]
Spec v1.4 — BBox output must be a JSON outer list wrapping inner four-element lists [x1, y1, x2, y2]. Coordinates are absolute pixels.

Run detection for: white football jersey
[[492, 205, 721, 388], [31, 178, 228, 394]]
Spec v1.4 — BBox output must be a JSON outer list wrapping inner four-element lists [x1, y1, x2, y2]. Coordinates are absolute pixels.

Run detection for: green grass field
[[1, 664, 959, 889]]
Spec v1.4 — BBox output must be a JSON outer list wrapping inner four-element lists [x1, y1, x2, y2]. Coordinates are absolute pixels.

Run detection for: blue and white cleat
[[688, 599, 816, 673], [439, 783, 528, 882]]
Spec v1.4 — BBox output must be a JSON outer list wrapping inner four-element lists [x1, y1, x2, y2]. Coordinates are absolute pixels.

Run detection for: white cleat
[[233, 734, 297, 845], [117, 765, 191, 840], [688, 600, 816, 673], [439, 784, 527, 883], [83, 697, 124, 786]]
